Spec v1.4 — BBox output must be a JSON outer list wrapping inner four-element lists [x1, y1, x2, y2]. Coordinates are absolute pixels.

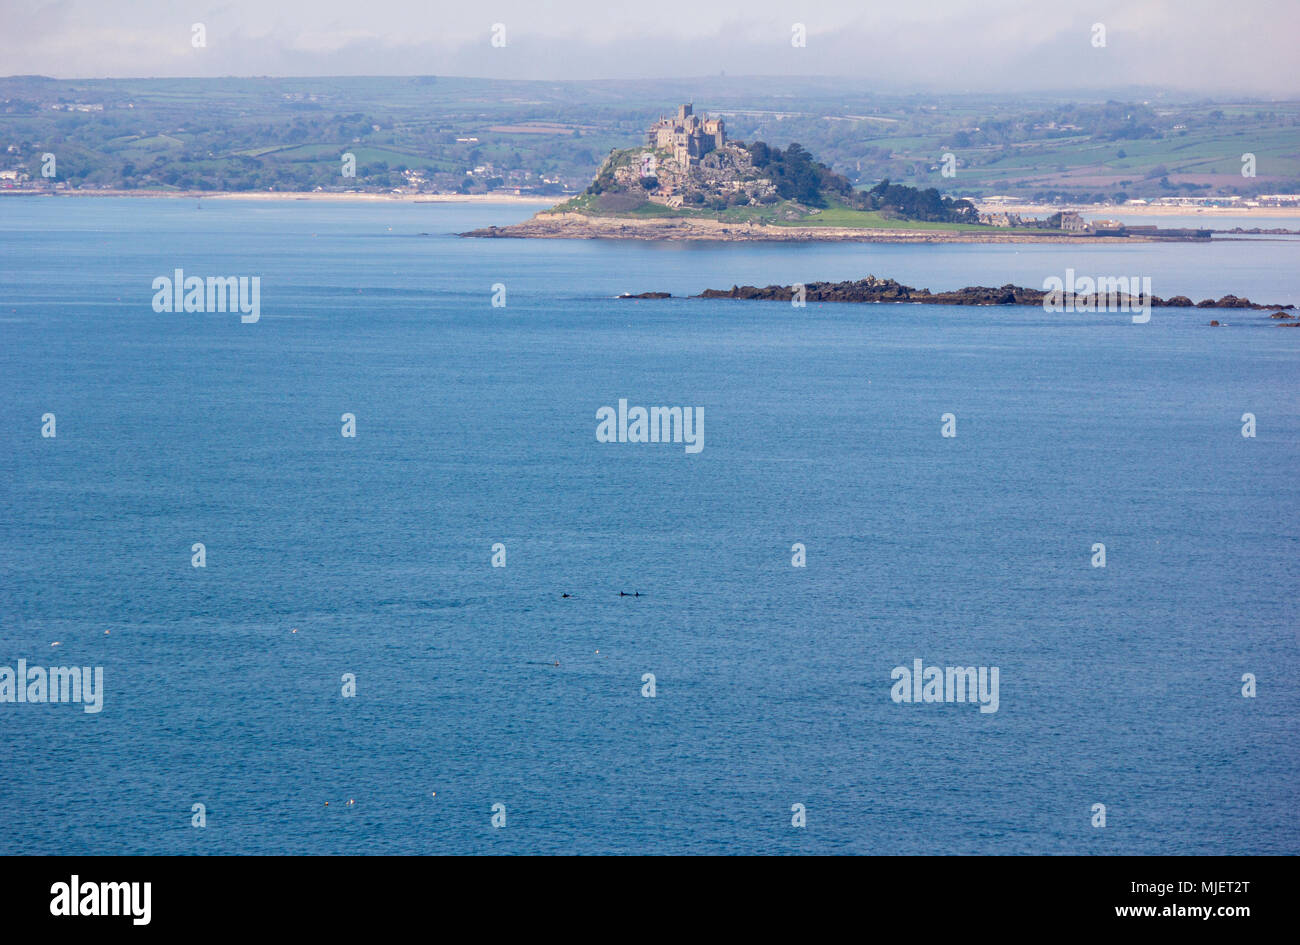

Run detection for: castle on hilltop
[[646, 104, 726, 167]]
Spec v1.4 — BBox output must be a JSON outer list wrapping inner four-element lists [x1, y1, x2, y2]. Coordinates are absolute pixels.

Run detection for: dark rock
[[457, 225, 514, 238], [686, 278, 1291, 310], [618, 291, 672, 299]]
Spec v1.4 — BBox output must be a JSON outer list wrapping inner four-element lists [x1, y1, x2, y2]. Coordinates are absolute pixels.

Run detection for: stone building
[[979, 211, 1022, 227], [646, 104, 726, 167]]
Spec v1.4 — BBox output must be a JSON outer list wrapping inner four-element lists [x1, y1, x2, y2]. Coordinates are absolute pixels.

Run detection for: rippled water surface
[[0, 197, 1296, 854]]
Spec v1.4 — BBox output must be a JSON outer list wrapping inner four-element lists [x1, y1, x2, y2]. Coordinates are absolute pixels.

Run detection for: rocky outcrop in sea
[[682, 276, 1294, 310]]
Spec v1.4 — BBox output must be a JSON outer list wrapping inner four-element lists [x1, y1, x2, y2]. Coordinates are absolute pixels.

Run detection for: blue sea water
[[0, 196, 1296, 855]]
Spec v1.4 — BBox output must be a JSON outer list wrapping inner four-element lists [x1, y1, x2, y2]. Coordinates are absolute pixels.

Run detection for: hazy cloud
[[4, 0, 1298, 95]]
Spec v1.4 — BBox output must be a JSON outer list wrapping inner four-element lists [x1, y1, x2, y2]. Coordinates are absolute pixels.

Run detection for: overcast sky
[[5, 0, 1298, 95]]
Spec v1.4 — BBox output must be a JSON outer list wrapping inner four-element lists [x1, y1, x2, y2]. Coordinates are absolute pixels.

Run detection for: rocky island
[[462, 104, 1212, 244], [618, 275, 1295, 315]]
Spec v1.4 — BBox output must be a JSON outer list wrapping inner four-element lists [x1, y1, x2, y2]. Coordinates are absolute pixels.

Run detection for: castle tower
[[646, 104, 724, 166]]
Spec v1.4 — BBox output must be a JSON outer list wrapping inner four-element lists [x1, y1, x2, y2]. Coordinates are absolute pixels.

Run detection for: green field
[[767, 203, 986, 230], [548, 194, 998, 231]]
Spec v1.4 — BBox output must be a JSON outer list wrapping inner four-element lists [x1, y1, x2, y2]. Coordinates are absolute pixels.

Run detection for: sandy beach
[[975, 201, 1300, 218], [0, 188, 557, 205], [6, 189, 1294, 218]]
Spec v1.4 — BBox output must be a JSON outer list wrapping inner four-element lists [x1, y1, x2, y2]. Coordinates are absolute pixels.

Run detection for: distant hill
[[1, 76, 1296, 200]]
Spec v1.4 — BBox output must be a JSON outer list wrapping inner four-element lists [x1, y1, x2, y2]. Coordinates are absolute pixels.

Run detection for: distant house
[[979, 211, 1022, 227], [1089, 219, 1126, 236], [1152, 196, 1242, 207], [1060, 211, 1088, 232]]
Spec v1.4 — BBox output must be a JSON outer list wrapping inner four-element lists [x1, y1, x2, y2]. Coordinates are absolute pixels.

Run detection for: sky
[[4, 0, 1299, 96]]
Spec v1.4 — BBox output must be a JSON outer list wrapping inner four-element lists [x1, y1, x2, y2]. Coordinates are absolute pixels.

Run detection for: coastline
[[0, 189, 557, 205], [5, 189, 1293, 222], [5, 189, 1289, 224], [5, 190, 1293, 217], [974, 201, 1300, 218], [462, 211, 1191, 243]]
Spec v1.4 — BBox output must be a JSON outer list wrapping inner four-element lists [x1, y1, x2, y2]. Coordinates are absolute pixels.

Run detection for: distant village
[[977, 208, 1215, 238], [977, 198, 1299, 238], [979, 193, 1300, 210]]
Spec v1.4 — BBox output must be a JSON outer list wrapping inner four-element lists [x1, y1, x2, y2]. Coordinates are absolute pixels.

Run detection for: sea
[[0, 196, 1296, 855]]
